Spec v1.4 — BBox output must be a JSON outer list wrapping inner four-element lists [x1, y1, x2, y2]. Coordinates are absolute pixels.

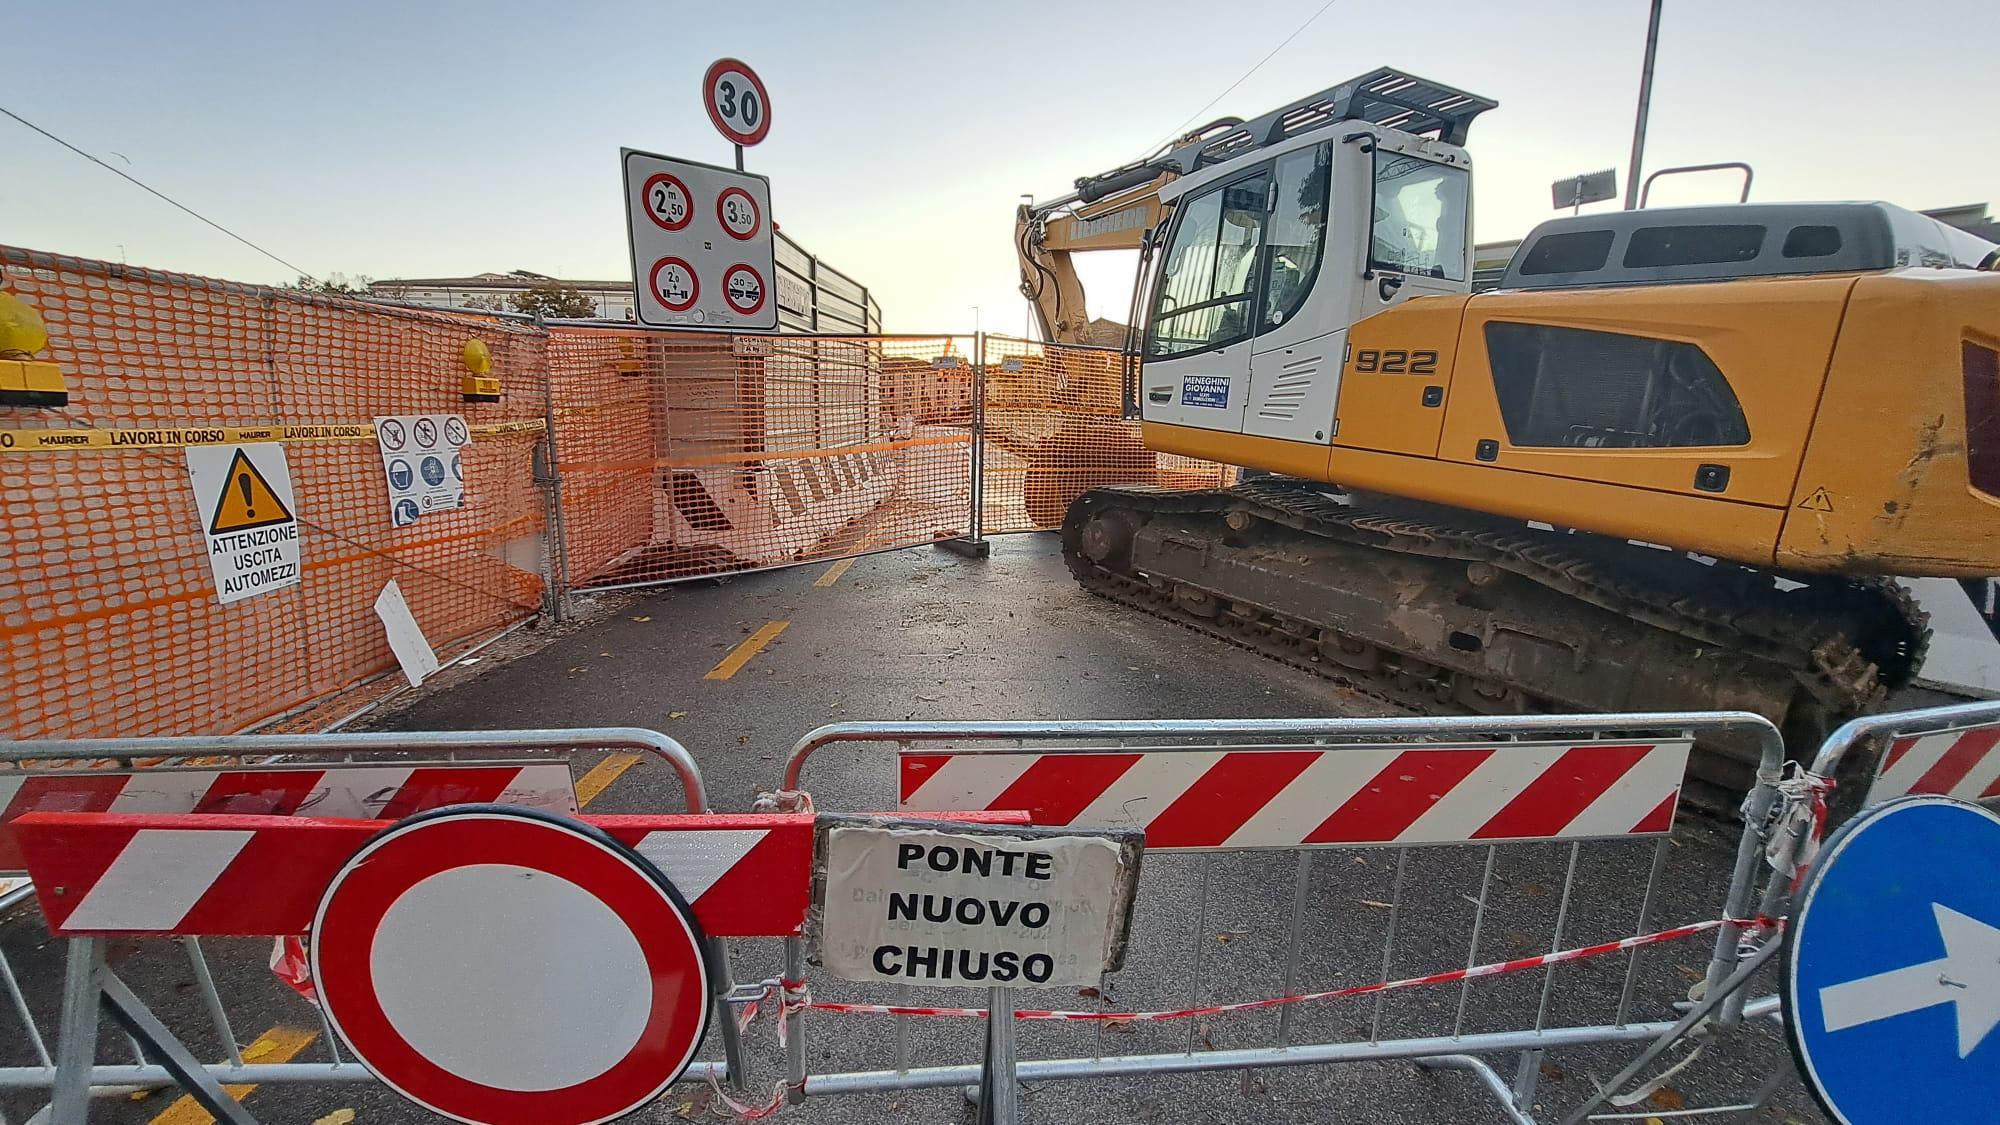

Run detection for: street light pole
[[1622, 0, 1664, 210]]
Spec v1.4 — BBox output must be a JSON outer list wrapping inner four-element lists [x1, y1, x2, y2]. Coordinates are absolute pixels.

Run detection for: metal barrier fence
[[0, 728, 717, 1125], [770, 711, 1795, 1123], [546, 330, 981, 589], [8, 705, 1995, 1121]]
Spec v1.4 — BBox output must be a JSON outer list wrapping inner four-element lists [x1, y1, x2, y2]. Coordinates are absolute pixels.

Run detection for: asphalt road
[[0, 534, 1821, 1124]]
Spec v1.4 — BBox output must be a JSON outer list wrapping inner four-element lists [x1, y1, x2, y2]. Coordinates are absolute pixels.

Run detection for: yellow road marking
[[574, 752, 644, 807], [148, 1026, 316, 1125], [814, 558, 856, 588], [705, 621, 789, 681]]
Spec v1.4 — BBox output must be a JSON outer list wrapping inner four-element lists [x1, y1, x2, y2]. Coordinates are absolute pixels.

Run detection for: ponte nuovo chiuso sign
[[815, 818, 1141, 990]]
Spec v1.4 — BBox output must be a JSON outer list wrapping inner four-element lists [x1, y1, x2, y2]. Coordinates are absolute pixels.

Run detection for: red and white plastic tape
[[757, 915, 1778, 1024]]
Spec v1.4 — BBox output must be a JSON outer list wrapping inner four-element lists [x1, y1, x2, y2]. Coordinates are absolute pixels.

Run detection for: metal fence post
[[534, 320, 571, 623], [937, 331, 991, 558], [49, 938, 104, 1125]]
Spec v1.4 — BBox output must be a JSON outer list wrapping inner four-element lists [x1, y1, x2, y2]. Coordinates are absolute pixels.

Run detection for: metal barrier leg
[[784, 936, 808, 1105], [1414, 1055, 1533, 1125], [48, 938, 102, 1125], [97, 972, 257, 1125], [707, 938, 748, 1090], [976, 985, 1018, 1125], [1557, 937, 1782, 1125]]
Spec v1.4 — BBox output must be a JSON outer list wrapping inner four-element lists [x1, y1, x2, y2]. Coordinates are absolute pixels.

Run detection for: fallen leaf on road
[[631, 616, 651, 622], [1647, 1088, 1685, 1111], [312, 1111, 356, 1125], [669, 711, 689, 720], [1104, 1018, 1135, 1033], [1359, 899, 1395, 909], [1216, 929, 1250, 944], [599, 652, 612, 657], [1076, 986, 1101, 1000]]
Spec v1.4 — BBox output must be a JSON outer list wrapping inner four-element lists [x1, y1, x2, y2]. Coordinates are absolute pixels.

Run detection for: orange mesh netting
[[0, 245, 1236, 742], [978, 335, 1235, 532], [548, 330, 977, 587], [0, 247, 547, 739]]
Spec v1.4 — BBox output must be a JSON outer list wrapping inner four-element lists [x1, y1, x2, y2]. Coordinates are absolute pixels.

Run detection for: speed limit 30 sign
[[703, 58, 771, 147], [622, 149, 777, 332]]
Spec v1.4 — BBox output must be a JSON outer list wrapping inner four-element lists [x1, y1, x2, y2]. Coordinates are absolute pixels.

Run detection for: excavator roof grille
[[1175, 68, 1496, 173]]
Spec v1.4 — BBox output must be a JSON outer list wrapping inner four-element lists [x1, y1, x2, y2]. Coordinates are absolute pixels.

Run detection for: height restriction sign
[[623, 148, 777, 332]]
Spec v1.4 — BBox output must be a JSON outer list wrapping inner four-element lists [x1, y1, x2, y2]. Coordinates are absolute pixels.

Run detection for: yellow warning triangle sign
[[209, 448, 295, 534]]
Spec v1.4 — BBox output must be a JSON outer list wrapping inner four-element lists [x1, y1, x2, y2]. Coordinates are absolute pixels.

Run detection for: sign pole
[[977, 985, 1019, 1125], [734, 143, 744, 172]]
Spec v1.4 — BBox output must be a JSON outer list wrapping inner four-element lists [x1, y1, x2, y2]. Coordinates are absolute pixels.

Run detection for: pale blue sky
[[4, 1, 1994, 331]]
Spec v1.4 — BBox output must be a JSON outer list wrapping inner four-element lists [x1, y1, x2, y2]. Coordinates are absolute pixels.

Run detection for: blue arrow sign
[[1787, 796, 2000, 1123]]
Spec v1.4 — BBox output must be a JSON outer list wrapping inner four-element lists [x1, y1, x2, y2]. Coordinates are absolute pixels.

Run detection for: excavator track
[[1062, 480, 1930, 787]]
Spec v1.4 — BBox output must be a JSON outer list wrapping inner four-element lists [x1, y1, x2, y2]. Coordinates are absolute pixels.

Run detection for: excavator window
[[1371, 155, 1469, 281], [1146, 171, 1270, 358], [1262, 144, 1332, 330], [1485, 322, 1751, 450]]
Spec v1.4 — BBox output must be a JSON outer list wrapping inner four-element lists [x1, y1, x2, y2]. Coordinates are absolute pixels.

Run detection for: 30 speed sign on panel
[[311, 806, 711, 1125], [702, 58, 771, 146], [641, 173, 692, 232], [648, 258, 699, 313], [716, 187, 760, 240], [722, 265, 767, 316]]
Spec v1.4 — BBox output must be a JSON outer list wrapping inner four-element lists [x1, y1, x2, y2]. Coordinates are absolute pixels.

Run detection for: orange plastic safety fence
[[548, 329, 975, 587], [0, 247, 548, 740], [978, 335, 1235, 532]]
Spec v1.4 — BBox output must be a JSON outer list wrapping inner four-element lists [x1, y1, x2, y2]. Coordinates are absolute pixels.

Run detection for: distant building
[[370, 270, 637, 319], [369, 232, 882, 333]]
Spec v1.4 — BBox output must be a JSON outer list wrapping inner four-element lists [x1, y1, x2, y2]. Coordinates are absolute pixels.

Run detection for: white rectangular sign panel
[[816, 821, 1140, 990], [184, 443, 301, 605], [622, 148, 778, 332], [374, 579, 441, 687], [374, 414, 467, 527]]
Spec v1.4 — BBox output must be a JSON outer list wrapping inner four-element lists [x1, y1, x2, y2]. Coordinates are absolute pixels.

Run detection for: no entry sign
[[312, 807, 710, 1124]]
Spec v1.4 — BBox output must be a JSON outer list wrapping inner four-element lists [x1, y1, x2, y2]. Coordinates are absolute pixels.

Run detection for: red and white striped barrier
[[899, 740, 1692, 848], [1866, 724, 2000, 805], [14, 811, 813, 938], [0, 762, 575, 871]]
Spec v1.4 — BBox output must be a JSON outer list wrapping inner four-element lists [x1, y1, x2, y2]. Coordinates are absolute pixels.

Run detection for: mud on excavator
[[1016, 68, 2000, 784]]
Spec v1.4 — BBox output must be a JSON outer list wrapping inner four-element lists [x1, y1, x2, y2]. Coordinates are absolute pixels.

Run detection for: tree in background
[[511, 282, 597, 319], [286, 273, 373, 295]]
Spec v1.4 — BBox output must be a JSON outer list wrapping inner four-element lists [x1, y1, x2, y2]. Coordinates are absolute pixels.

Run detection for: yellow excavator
[[1017, 68, 2000, 782]]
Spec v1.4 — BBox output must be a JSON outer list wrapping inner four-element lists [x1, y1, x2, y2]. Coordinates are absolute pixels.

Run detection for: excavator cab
[[1134, 71, 1488, 445]]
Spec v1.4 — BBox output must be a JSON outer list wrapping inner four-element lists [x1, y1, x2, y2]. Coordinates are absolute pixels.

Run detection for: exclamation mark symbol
[[238, 472, 255, 520]]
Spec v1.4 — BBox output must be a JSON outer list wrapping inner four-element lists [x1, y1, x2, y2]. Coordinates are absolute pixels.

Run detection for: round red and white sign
[[715, 187, 761, 241], [641, 173, 692, 232], [722, 264, 767, 316], [648, 257, 699, 313], [311, 807, 711, 1125], [702, 58, 771, 147]]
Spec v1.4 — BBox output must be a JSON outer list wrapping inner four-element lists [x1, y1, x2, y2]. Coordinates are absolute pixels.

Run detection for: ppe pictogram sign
[[185, 443, 301, 605], [622, 149, 777, 332], [312, 806, 711, 1125], [375, 413, 468, 527]]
